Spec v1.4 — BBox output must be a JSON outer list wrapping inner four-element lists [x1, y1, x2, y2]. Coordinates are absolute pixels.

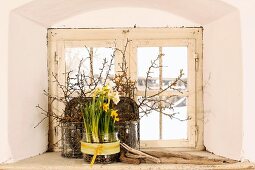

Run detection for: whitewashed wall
[[203, 11, 242, 160], [0, 7, 11, 164], [52, 7, 198, 28], [0, 0, 35, 163], [8, 12, 48, 161], [239, 4, 255, 163], [214, 0, 255, 162]]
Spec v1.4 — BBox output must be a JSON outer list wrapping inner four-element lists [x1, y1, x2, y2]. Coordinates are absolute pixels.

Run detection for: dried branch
[[121, 143, 161, 163], [36, 39, 189, 134]]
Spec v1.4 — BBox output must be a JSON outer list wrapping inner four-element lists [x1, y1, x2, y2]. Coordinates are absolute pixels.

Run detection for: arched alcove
[[4, 0, 254, 163]]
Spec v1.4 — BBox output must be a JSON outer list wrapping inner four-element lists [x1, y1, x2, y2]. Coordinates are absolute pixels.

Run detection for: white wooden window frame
[[47, 28, 204, 150], [131, 39, 196, 148]]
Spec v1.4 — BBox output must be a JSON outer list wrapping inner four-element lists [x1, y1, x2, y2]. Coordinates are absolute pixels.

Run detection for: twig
[[121, 143, 161, 163]]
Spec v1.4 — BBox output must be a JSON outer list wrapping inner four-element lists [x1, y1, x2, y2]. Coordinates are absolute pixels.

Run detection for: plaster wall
[[8, 12, 48, 161], [203, 11, 242, 160], [14, 0, 236, 26], [239, 4, 255, 162], [0, 7, 11, 163], [52, 7, 199, 28], [0, 0, 34, 163], [211, 0, 255, 162]]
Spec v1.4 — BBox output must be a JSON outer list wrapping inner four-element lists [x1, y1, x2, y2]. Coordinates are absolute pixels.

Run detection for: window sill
[[1, 152, 254, 170]]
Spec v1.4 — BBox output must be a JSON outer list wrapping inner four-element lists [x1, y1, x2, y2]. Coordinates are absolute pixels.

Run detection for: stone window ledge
[[0, 152, 254, 170]]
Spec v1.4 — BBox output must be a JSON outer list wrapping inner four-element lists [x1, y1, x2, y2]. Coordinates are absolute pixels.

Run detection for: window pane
[[138, 96, 160, 140], [162, 47, 188, 91], [93, 47, 115, 78], [137, 47, 160, 90], [65, 47, 115, 87], [162, 96, 188, 140], [140, 110, 160, 140], [65, 47, 90, 80]]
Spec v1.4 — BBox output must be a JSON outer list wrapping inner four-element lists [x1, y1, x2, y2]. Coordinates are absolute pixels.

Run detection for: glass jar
[[61, 122, 83, 158], [117, 120, 140, 149], [81, 132, 120, 164]]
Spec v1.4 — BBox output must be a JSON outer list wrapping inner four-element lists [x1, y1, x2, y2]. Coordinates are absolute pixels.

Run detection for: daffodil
[[111, 110, 118, 117], [110, 110, 119, 122], [112, 92, 120, 105], [106, 80, 116, 89], [93, 85, 102, 96], [102, 103, 109, 112], [102, 85, 110, 93], [114, 116, 119, 123]]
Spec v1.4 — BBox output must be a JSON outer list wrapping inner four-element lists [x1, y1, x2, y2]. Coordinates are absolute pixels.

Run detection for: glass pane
[[137, 47, 160, 90], [162, 47, 188, 91], [93, 48, 115, 84], [162, 96, 188, 140], [138, 96, 160, 140], [65, 47, 115, 87], [65, 47, 90, 84]]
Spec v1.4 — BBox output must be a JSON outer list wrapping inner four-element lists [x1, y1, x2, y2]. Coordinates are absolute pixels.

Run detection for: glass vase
[[117, 120, 140, 149], [81, 132, 120, 164], [61, 122, 83, 158]]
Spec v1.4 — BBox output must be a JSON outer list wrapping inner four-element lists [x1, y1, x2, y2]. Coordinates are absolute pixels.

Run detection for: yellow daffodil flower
[[102, 103, 109, 112], [110, 110, 119, 122], [111, 110, 118, 117], [92, 85, 102, 97], [114, 116, 119, 122]]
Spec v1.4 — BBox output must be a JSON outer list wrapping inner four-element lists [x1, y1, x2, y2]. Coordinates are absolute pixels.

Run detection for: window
[[48, 28, 203, 150]]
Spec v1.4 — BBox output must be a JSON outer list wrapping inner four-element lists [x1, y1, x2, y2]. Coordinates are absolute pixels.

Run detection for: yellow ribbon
[[90, 145, 103, 167], [80, 141, 120, 167]]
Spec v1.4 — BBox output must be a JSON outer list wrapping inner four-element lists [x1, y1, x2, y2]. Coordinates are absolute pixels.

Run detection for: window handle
[[194, 53, 199, 72]]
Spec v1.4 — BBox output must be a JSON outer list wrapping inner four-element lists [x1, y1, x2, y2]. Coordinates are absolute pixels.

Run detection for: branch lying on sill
[[120, 143, 238, 165], [144, 151, 237, 165], [120, 143, 161, 164]]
